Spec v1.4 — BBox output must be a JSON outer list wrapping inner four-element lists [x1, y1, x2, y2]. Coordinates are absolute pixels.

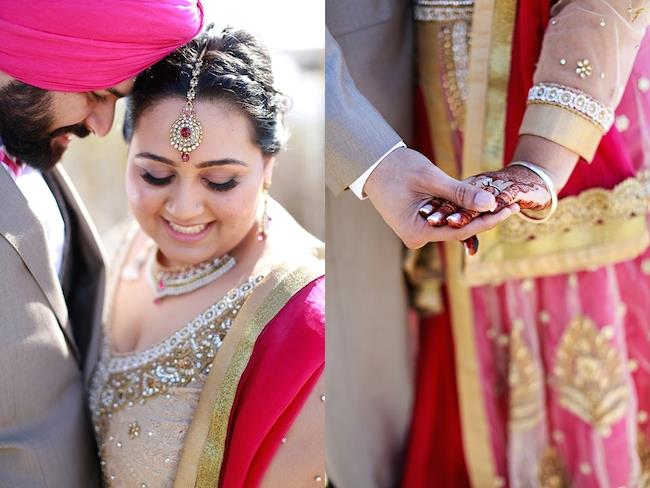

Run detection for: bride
[[89, 27, 325, 487]]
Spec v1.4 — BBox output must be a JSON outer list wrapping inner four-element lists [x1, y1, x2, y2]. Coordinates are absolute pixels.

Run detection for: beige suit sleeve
[[325, 29, 403, 195], [519, 0, 649, 161]]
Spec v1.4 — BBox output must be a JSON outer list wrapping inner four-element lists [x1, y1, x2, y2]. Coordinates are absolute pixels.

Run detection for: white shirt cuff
[[348, 141, 406, 199]]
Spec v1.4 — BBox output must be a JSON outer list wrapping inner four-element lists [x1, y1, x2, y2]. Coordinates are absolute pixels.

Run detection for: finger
[[418, 202, 434, 218], [417, 204, 519, 244], [426, 171, 497, 212], [446, 209, 481, 229], [463, 236, 479, 256], [494, 185, 519, 212], [427, 200, 458, 227], [418, 198, 445, 218]]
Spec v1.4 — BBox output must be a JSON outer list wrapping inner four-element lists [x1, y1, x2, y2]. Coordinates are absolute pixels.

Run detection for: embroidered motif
[[552, 316, 629, 436], [498, 172, 650, 243], [127, 422, 141, 440], [538, 447, 570, 488], [90, 275, 264, 442], [438, 20, 471, 131], [575, 59, 593, 79], [508, 325, 543, 431]]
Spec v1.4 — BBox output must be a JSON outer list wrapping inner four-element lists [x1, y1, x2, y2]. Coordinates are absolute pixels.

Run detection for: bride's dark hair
[[124, 26, 288, 155]]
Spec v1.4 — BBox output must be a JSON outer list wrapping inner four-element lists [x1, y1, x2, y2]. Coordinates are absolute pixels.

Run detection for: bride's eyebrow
[[134, 152, 175, 166], [196, 158, 248, 168]]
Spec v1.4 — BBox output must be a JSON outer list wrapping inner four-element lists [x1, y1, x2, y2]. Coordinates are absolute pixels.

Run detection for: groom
[[0, 2, 203, 485]]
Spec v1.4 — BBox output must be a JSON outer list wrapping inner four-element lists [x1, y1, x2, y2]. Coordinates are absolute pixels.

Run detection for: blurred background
[[62, 0, 324, 255]]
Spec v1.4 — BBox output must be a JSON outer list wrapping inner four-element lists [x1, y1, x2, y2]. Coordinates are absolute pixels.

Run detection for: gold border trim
[[519, 103, 602, 162], [173, 259, 324, 487], [417, 21, 459, 177], [464, 215, 650, 285], [499, 172, 650, 242], [448, 0, 518, 484], [445, 241, 496, 485]]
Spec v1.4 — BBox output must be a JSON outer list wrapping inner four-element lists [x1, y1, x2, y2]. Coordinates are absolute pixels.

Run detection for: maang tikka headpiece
[[169, 37, 209, 162]]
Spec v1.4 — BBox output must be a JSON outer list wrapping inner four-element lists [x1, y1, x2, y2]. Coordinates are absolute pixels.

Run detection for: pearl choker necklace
[[146, 247, 236, 301]]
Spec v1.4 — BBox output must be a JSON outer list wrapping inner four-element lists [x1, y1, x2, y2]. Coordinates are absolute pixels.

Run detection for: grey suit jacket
[[325, 1, 415, 487], [0, 165, 104, 487]]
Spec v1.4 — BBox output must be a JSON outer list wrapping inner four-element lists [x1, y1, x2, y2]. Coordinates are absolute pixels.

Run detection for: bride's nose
[[164, 182, 204, 221]]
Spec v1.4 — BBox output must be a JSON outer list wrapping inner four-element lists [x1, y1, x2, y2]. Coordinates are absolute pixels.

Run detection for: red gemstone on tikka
[[180, 127, 191, 138], [181, 152, 190, 162], [158, 279, 164, 289]]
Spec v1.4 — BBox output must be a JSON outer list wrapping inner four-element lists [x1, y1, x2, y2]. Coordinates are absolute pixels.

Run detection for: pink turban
[[0, 0, 204, 92]]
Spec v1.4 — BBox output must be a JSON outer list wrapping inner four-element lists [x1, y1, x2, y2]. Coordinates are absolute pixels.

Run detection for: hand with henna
[[424, 165, 552, 229]]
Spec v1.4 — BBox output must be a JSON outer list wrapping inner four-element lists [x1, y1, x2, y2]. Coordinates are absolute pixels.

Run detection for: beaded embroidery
[[89, 274, 265, 442], [527, 82, 615, 132], [414, 0, 474, 22]]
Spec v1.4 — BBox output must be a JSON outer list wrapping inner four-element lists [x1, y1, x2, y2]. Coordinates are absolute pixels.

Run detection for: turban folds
[[0, 0, 204, 92]]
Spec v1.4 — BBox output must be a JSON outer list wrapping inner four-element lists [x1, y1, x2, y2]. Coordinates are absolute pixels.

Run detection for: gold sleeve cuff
[[519, 104, 603, 162]]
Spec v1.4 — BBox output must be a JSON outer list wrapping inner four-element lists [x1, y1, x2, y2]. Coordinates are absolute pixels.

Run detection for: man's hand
[[363, 147, 519, 249]]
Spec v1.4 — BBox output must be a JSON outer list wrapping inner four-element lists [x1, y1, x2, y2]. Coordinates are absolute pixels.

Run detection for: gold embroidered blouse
[[88, 275, 264, 487]]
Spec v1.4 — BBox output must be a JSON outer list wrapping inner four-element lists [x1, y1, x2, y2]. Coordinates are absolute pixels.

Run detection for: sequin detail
[[527, 82, 614, 132], [414, 0, 474, 21], [90, 275, 264, 441]]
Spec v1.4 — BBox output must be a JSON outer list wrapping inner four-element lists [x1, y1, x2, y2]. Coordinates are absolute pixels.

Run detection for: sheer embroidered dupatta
[[173, 256, 325, 487]]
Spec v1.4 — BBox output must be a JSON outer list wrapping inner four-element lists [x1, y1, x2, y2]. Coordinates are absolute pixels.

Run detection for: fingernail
[[474, 192, 495, 210], [463, 236, 479, 256], [418, 203, 434, 217], [447, 213, 461, 224], [427, 212, 444, 225]]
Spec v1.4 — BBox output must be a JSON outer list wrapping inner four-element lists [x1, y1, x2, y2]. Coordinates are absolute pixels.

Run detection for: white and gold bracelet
[[527, 82, 614, 133], [509, 161, 559, 223]]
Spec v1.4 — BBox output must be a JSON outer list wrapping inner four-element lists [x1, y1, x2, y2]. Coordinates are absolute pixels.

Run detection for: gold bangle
[[508, 161, 558, 223]]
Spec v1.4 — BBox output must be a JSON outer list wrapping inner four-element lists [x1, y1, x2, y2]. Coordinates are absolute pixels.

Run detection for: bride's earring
[[257, 182, 271, 241]]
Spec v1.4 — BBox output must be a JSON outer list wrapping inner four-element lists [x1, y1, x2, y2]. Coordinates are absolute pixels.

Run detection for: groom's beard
[[0, 81, 90, 171]]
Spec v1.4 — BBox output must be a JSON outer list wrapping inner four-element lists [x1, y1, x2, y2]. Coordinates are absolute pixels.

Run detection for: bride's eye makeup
[[204, 177, 239, 192], [140, 170, 175, 186]]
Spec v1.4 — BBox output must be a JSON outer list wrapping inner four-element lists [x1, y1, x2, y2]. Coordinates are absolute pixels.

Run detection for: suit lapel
[[0, 166, 80, 359], [48, 167, 106, 384]]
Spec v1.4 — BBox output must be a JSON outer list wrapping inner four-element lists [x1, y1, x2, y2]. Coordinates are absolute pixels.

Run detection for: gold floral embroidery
[[508, 325, 543, 431], [538, 447, 570, 488], [499, 172, 650, 243], [639, 432, 650, 488], [552, 316, 629, 436]]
